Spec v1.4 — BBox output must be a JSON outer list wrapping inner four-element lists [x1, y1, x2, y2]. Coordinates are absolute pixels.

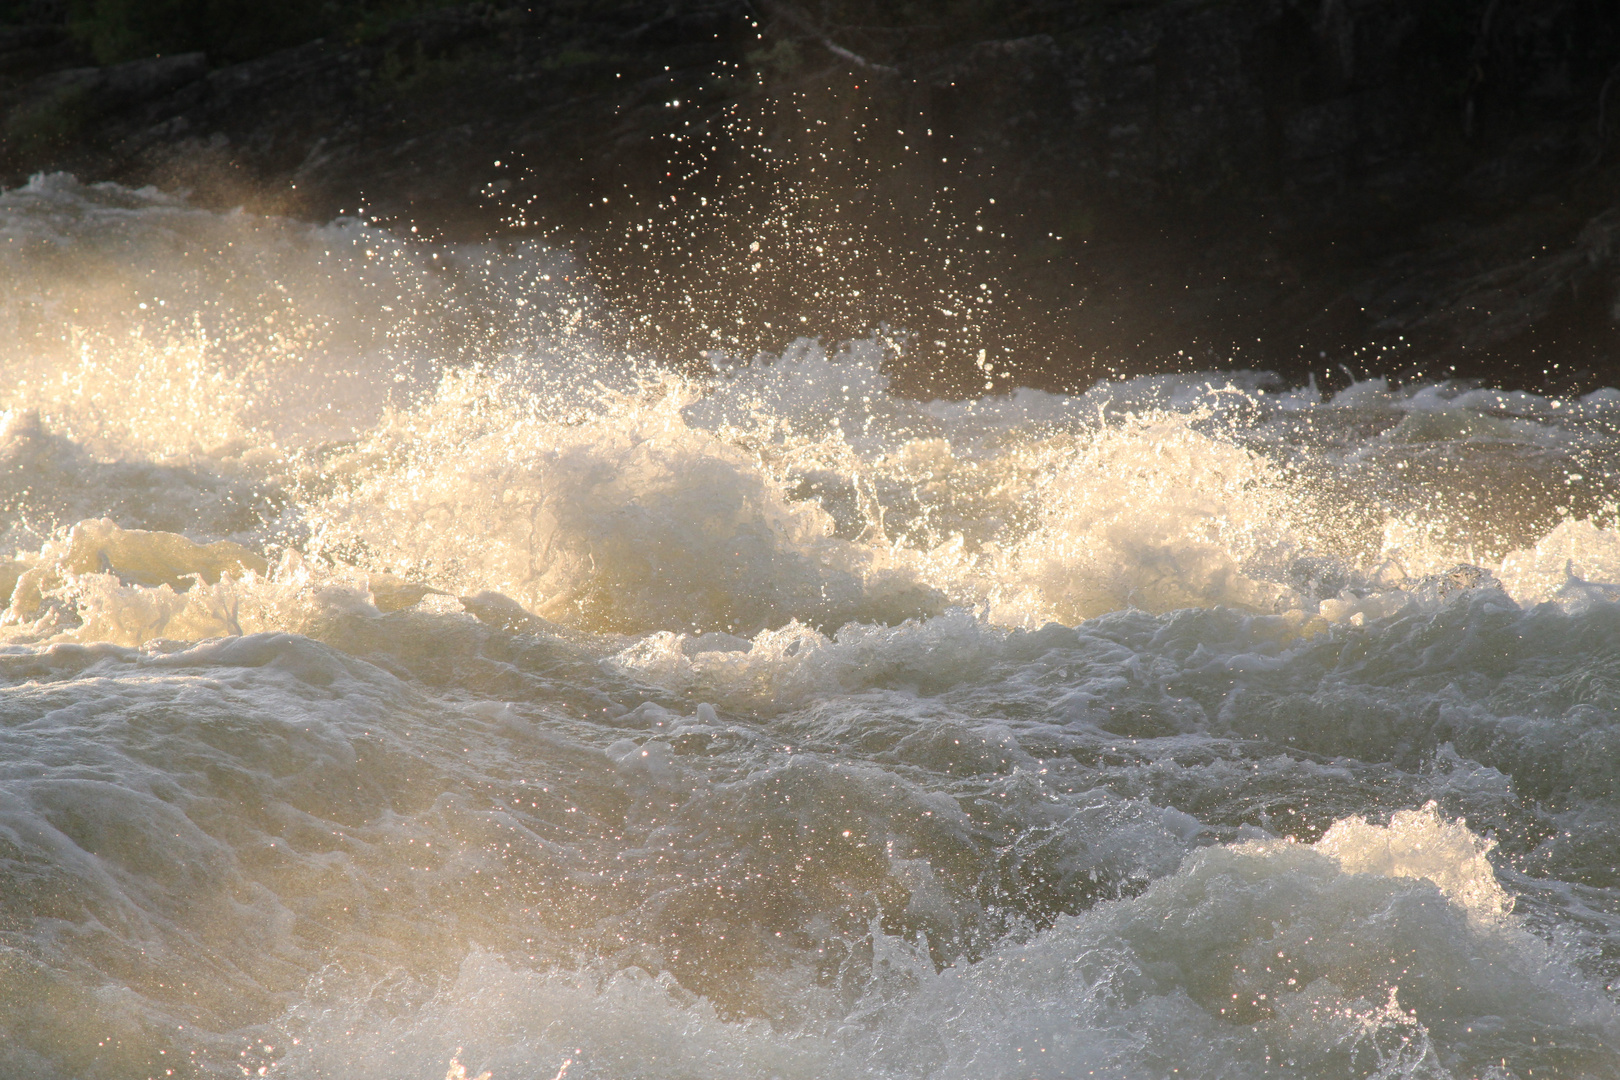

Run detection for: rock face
[[1, 3, 749, 231], [2, 0, 1618, 394]]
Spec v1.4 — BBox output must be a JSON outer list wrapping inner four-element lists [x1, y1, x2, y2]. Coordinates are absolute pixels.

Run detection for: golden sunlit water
[[4, 174, 1620, 1079]]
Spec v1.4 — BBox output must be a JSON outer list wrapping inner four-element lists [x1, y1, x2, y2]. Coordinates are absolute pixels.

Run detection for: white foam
[[5, 178, 1618, 643], [1498, 517, 1620, 610], [270, 809, 1620, 1080], [8, 172, 1620, 1080], [0, 172, 589, 462], [607, 607, 1006, 712]]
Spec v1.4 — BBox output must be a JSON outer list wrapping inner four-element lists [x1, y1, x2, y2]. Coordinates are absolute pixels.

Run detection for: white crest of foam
[[1315, 801, 1514, 923], [5, 177, 1620, 648], [607, 607, 1006, 711], [0, 519, 384, 646], [1498, 517, 1620, 610], [0, 172, 589, 461], [268, 809, 1619, 1080], [303, 364, 906, 635], [988, 410, 1306, 625]]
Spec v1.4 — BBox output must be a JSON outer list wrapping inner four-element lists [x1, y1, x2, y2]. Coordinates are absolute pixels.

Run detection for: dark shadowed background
[[3, 0, 1619, 397]]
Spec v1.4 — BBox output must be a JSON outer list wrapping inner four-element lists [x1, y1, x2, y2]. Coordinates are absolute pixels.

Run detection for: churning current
[[5, 174, 1620, 1080]]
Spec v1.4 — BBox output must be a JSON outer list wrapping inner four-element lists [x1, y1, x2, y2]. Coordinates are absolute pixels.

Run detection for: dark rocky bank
[[3, 0, 1619, 397]]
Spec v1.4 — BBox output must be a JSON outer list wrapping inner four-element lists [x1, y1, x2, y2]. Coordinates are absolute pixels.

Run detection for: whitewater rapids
[[4, 174, 1620, 1079]]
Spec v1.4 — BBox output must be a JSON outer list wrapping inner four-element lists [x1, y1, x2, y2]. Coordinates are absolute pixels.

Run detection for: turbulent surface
[[4, 175, 1620, 1079]]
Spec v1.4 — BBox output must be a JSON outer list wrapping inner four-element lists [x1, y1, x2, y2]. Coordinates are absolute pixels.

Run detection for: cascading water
[[4, 173, 1620, 1079]]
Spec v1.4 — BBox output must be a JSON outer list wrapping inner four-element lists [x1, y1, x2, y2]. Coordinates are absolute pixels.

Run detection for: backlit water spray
[[3, 174, 1620, 1078]]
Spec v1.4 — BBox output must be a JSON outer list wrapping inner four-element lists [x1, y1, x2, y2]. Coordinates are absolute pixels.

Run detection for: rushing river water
[[5, 173, 1620, 1079]]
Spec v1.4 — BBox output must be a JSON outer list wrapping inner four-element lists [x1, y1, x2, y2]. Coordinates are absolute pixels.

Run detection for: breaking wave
[[3, 174, 1620, 1079]]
